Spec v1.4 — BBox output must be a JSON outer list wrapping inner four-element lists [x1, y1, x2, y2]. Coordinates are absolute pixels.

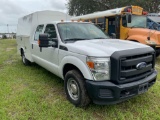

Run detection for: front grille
[[110, 47, 155, 84], [119, 53, 154, 83]]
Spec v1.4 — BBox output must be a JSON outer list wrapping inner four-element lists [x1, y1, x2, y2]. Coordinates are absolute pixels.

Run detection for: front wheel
[[64, 70, 91, 107]]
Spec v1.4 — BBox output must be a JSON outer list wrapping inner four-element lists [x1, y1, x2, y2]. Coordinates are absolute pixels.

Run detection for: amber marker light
[[38, 40, 40, 45], [87, 61, 94, 69]]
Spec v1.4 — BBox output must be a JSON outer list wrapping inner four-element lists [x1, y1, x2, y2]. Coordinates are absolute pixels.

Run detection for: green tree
[[67, 0, 160, 16]]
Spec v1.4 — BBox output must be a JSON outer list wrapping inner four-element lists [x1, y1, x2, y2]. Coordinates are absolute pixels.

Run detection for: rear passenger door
[[40, 24, 59, 75]]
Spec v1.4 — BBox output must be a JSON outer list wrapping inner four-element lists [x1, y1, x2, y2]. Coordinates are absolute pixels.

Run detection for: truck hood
[[66, 39, 149, 57]]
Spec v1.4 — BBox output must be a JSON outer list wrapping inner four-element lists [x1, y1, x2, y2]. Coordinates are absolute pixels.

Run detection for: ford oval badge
[[136, 62, 147, 70]]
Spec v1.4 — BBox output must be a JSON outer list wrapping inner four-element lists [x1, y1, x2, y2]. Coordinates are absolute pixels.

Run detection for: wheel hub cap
[[67, 78, 79, 101], [70, 84, 77, 95]]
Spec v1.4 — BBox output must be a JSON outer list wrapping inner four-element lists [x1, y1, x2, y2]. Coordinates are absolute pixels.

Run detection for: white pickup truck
[[16, 11, 157, 107]]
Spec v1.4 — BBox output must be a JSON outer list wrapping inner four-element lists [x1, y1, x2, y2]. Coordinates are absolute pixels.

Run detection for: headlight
[[87, 57, 110, 81]]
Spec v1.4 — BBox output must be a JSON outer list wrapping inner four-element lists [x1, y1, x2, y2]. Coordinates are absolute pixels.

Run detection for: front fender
[[127, 35, 147, 44], [59, 56, 93, 80]]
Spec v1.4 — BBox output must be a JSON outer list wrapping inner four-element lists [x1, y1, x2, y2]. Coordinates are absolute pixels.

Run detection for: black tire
[[21, 51, 30, 66], [64, 70, 91, 107]]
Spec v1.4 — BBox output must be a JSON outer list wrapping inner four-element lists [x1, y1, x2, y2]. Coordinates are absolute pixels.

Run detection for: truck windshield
[[127, 15, 147, 28], [57, 23, 110, 42]]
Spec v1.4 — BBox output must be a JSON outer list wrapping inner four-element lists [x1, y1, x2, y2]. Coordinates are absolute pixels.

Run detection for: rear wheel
[[21, 51, 30, 65], [64, 70, 91, 107]]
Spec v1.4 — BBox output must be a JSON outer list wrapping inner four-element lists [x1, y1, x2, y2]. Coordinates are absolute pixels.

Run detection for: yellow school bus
[[71, 6, 160, 56]]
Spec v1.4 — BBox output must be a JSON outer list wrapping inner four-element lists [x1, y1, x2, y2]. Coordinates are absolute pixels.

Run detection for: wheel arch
[[63, 64, 83, 78], [20, 47, 25, 56], [59, 56, 93, 80]]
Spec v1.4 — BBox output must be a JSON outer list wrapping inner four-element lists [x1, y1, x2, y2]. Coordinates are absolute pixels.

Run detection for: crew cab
[[16, 11, 157, 107]]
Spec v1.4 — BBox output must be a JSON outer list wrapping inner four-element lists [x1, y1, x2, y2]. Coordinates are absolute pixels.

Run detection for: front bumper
[[85, 70, 157, 105]]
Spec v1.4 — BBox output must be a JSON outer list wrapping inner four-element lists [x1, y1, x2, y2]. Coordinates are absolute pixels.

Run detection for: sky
[[0, 0, 68, 33]]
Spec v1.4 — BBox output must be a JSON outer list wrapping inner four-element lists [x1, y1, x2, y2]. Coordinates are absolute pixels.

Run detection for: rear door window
[[34, 25, 44, 41]]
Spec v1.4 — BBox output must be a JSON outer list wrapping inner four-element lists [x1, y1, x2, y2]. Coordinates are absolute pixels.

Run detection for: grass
[[0, 39, 160, 120]]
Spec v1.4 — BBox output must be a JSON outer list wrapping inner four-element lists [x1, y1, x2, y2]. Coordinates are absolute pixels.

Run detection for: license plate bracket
[[138, 83, 148, 94]]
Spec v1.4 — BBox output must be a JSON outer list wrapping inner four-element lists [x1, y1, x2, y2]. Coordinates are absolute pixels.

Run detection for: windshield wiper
[[64, 38, 87, 42]]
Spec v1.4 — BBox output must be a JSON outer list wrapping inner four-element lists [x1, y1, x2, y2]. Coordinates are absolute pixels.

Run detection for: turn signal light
[[38, 40, 40, 45], [87, 61, 94, 69]]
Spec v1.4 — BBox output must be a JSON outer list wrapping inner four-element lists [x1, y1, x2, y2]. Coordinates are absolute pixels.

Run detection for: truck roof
[[45, 21, 91, 24]]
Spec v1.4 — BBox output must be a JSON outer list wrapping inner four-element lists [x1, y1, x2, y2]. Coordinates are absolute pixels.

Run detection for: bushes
[[2, 34, 7, 39]]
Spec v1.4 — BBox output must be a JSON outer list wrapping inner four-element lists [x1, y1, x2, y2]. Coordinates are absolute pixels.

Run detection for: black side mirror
[[127, 14, 132, 23], [38, 34, 49, 47]]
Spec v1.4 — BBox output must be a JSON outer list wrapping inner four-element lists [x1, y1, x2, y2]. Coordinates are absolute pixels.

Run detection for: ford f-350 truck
[[16, 11, 157, 107]]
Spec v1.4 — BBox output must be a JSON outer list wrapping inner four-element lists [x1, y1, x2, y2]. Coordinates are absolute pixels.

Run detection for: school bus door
[[105, 16, 120, 39]]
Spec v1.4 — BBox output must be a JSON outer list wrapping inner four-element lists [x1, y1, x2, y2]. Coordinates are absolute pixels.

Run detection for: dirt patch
[[43, 87, 65, 104], [3, 59, 17, 65], [6, 48, 14, 52]]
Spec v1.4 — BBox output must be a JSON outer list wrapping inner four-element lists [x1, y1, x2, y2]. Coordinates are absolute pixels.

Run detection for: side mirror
[[127, 14, 132, 23], [38, 34, 49, 47]]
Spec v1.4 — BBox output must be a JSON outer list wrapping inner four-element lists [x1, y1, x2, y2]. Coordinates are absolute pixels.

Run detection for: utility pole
[[7, 24, 9, 39]]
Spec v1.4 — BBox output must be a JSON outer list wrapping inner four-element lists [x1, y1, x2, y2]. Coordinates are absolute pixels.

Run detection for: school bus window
[[97, 17, 105, 30]]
